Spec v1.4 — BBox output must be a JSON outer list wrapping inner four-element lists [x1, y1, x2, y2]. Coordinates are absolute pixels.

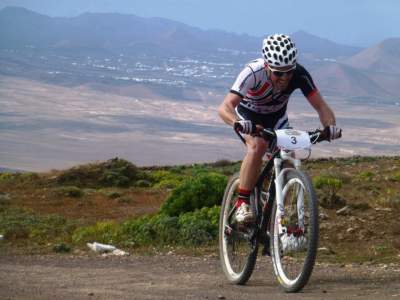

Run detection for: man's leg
[[235, 136, 268, 223], [239, 135, 269, 190]]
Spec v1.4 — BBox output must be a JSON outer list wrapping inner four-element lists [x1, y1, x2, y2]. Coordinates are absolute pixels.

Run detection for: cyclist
[[218, 33, 341, 223]]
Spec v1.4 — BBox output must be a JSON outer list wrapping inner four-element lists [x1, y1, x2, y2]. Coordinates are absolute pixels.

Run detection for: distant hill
[[0, 6, 259, 57], [0, 167, 24, 173], [2, 6, 400, 102], [292, 30, 362, 59], [0, 6, 361, 59], [313, 63, 393, 98], [344, 38, 400, 74]]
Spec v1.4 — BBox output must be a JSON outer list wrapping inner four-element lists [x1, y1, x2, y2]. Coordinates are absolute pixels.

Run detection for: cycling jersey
[[230, 58, 318, 117]]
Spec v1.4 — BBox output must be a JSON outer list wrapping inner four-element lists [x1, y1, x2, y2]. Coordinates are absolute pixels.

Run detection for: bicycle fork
[[273, 152, 302, 236]]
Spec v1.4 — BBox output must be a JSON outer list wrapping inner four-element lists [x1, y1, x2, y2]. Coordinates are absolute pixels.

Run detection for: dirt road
[[1, 253, 400, 300]]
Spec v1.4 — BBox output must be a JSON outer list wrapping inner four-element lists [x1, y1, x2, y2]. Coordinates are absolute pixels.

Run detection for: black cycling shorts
[[236, 105, 290, 130]]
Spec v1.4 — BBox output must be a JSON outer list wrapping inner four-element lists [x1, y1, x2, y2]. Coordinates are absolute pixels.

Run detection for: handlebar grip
[[260, 128, 276, 140], [309, 129, 327, 144]]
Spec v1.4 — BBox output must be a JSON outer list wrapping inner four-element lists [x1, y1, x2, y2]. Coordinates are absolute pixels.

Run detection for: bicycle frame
[[253, 148, 303, 247]]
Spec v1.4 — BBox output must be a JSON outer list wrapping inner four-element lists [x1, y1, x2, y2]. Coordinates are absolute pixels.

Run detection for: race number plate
[[275, 129, 311, 150]]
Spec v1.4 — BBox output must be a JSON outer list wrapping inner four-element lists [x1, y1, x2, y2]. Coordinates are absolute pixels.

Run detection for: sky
[[0, 0, 399, 47]]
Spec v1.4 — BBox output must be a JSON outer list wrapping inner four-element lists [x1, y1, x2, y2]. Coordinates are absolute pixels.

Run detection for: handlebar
[[235, 126, 342, 145]]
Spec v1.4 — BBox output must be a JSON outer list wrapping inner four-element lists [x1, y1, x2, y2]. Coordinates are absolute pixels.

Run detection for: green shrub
[[120, 215, 156, 246], [314, 175, 343, 192], [169, 166, 186, 174], [358, 171, 375, 180], [377, 196, 400, 208], [210, 159, 232, 168], [135, 179, 152, 188], [101, 171, 130, 187], [28, 215, 69, 240], [188, 165, 211, 177], [390, 172, 400, 182], [119, 206, 220, 247], [0, 173, 14, 182], [150, 170, 183, 189], [53, 243, 71, 253], [313, 175, 344, 208], [120, 214, 179, 246], [0, 193, 11, 206], [56, 158, 147, 188], [54, 186, 84, 198], [160, 172, 227, 216], [178, 206, 220, 245], [18, 172, 40, 182], [72, 221, 120, 244], [0, 208, 74, 243], [106, 191, 121, 199], [205, 160, 241, 176]]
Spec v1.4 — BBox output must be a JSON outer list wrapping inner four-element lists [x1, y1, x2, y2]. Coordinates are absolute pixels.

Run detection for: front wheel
[[270, 169, 319, 292], [219, 172, 258, 285]]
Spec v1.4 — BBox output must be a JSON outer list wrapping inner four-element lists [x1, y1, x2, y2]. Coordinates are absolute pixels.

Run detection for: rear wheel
[[219, 173, 258, 284], [270, 169, 318, 292]]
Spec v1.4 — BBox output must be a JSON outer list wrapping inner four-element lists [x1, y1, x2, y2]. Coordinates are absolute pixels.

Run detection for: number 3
[[291, 136, 297, 144]]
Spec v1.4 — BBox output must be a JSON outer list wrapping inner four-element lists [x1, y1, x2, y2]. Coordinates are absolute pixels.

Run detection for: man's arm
[[306, 91, 336, 127], [218, 92, 242, 127]]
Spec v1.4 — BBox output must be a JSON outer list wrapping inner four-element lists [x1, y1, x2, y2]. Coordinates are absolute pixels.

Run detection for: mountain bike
[[219, 127, 341, 292]]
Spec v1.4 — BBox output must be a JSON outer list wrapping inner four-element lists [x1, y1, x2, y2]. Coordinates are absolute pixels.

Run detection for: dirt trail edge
[[1, 254, 400, 300]]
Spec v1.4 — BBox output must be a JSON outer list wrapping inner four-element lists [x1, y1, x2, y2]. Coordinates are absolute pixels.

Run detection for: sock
[[235, 188, 251, 208]]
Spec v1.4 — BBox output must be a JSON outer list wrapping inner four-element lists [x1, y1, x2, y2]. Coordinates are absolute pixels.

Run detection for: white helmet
[[262, 34, 298, 68]]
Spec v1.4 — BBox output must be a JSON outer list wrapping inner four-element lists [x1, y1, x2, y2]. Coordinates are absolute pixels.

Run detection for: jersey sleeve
[[298, 66, 318, 98], [230, 66, 256, 97]]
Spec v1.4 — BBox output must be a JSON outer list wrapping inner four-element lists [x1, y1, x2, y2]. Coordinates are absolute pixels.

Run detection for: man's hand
[[234, 120, 257, 135], [326, 125, 342, 141]]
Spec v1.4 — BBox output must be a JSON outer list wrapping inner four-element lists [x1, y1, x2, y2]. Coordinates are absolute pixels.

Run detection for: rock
[[319, 223, 328, 230], [346, 228, 355, 234], [0, 193, 11, 201], [112, 249, 129, 256], [374, 207, 392, 212], [318, 247, 335, 255], [0, 235, 3, 241], [319, 212, 329, 220], [87, 242, 116, 253], [336, 205, 352, 216], [218, 295, 226, 300]]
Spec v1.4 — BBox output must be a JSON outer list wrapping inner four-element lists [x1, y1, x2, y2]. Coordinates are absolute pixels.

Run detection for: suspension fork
[[274, 152, 302, 235]]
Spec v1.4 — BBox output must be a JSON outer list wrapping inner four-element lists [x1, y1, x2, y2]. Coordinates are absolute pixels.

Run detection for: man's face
[[266, 64, 296, 91]]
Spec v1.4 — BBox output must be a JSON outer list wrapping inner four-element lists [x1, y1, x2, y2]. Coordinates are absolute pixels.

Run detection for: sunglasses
[[268, 65, 296, 78]]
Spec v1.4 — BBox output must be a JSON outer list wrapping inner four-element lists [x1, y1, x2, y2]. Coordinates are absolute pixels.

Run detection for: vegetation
[[0, 156, 399, 264], [55, 157, 150, 188], [313, 175, 345, 208], [160, 172, 227, 216]]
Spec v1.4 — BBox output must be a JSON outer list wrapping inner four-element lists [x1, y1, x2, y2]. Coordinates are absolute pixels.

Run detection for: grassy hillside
[[0, 156, 399, 263]]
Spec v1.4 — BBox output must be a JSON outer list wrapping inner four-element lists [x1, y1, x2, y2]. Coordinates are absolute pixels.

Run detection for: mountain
[[0, 6, 259, 57], [313, 63, 393, 98], [292, 30, 362, 59], [344, 38, 400, 74], [0, 167, 24, 173], [2, 7, 400, 102], [0, 6, 360, 59]]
